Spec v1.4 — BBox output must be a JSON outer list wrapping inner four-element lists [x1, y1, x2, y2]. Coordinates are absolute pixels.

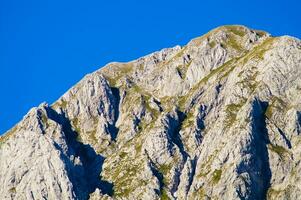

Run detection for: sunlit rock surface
[[1, 25, 301, 200]]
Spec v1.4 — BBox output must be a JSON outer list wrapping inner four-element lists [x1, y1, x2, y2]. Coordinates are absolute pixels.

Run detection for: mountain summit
[[1, 25, 301, 200]]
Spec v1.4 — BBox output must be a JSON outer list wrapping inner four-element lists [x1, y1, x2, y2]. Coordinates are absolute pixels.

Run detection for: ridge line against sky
[[0, 0, 300, 134]]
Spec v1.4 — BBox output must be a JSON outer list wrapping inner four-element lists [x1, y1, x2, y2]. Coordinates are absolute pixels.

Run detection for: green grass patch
[[112, 162, 143, 198], [265, 96, 287, 119], [71, 117, 83, 142], [267, 188, 282, 199], [119, 152, 127, 159], [236, 69, 259, 94], [87, 129, 97, 142], [71, 117, 80, 133], [161, 188, 171, 200], [52, 99, 68, 109], [225, 100, 246, 127], [226, 36, 243, 51], [268, 144, 288, 159], [158, 163, 172, 176], [41, 113, 49, 128], [197, 170, 210, 178], [265, 105, 274, 119], [225, 25, 246, 37], [178, 58, 238, 111], [9, 187, 16, 193], [241, 37, 275, 64], [209, 41, 216, 48], [181, 111, 195, 129], [60, 99, 68, 108], [135, 143, 142, 153], [195, 187, 206, 198], [212, 169, 222, 184], [196, 151, 219, 178], [144, 98, 161, 119], [157, 163, 173, 186], [176, 65, 185, 79], [0, 126, 18, 147], [104, 63, 134, 87], [164, 46, 187, 66]]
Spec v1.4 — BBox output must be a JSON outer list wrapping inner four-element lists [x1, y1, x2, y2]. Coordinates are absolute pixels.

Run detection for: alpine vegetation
[[1, 25, 301, 200]]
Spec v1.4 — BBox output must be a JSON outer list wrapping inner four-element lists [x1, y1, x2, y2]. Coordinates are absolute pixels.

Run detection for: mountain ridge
[[1, 25, 301, 200]]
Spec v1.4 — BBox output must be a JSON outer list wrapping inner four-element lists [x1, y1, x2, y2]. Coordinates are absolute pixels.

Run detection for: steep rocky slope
[[1, 25, 301, 200]]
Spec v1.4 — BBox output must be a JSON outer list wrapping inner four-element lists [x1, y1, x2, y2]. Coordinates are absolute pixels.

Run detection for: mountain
[[1, 25, 301, 200]]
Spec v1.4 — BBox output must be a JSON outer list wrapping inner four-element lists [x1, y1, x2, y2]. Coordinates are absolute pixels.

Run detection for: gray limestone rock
[[1, 25, 301, 200]]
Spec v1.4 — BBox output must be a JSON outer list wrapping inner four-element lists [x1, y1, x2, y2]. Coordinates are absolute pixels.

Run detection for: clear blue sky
[[0, 0, 300, 134]]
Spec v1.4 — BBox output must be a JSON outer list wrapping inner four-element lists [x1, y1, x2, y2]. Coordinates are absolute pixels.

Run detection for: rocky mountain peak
[[1, 25, 301, 200]]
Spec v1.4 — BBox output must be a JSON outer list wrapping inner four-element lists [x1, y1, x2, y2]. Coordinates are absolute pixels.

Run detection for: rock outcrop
[[1, 25, 301, 200]]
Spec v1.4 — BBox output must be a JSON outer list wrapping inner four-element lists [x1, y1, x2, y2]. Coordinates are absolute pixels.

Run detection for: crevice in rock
[[176, 67, 184, 79], [256, 100, 272, 200], [267, 118, 292, 149], [149, 161, 165, 196], [167, 110, 190, 197], [169, 110, 189, 162], [245, 100, 271, 200], [144, 151, 165, 197], [186, 156, 198, 197], [276, 126, 292, 149], [235, 100, 272, 199], [108, 87, 121, 141], [45, 107, 114, 199], [297, 111, 301, 135], [195, 105, 207, 145]]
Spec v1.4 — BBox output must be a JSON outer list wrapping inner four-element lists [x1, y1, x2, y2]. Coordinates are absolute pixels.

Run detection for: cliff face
[[1, 25, 301, 200]]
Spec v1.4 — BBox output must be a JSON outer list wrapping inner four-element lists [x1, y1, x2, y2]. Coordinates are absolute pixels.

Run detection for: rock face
[[1, 25, 301, 200]]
